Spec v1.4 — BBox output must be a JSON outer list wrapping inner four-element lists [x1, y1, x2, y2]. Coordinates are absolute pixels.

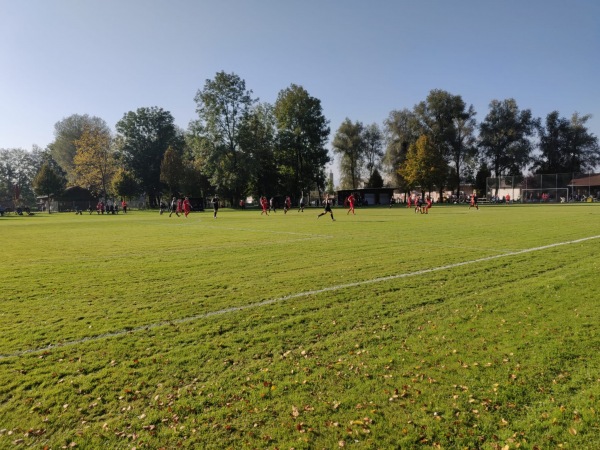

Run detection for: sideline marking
[[2, 234, 598, 359]]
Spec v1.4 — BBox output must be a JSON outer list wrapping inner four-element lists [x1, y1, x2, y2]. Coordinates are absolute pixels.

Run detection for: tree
[[274, 84, 330, 196], [363, 123, 384, 183], [567, 113, 600, 173], [238, 103, 278, 198], [0, 147, 46, 206], [116, 107, 183, 206], [366, 168, 384, 188], [160, 146, 184, 196], [190, 71, 256, 203], [479, 99, 538, 178], [414, 90, 477, 197], [112, 168, 140, 200], [399, 135, 447, 196], [32, 161, 66, 213], [449, 107, 477, 195], [532, 111, 600, 174], [73, 125, 117, 199], [332, 118, 364, 190], [383, 108, 420, 191], [49, 114, 110, 184], [179, 157, 210, 199], [474, 162, 492, 199]]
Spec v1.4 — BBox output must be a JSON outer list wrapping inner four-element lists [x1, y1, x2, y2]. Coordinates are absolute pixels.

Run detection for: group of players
[[162, 195, 220, 219], [406, 195, 433, 214], [87, 199, 128, 215], [258, 193, 356, 221], [159, 191, 484, 221]]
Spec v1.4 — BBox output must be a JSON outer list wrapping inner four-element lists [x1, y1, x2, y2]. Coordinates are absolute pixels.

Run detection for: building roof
[[568, 174, 600, 187]]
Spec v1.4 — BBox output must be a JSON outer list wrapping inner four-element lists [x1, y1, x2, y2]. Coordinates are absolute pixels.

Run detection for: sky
[[1, 0, 599, 177]]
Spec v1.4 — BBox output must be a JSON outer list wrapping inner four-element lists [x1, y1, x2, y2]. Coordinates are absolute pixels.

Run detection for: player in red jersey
[[469, 193, 479, 210], [182, 196, 192, 217], [346, 193, 355, 215], [425, 196, 432, 214], [260, 196, 269, 215], [284, 195, 291, 214]]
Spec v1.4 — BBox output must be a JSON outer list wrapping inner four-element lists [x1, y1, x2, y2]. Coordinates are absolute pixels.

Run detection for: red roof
[[569, 174, 600, 187]]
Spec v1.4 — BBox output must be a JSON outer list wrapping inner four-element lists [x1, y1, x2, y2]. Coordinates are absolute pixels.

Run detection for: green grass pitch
[[1, 204, 599, 448]]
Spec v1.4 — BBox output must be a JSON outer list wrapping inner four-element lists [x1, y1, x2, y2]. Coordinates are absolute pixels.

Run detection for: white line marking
[[2, 234, 598, 359]]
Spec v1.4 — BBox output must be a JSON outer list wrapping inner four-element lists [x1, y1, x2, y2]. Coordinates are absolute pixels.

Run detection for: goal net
[[521, 188, 569, 203]]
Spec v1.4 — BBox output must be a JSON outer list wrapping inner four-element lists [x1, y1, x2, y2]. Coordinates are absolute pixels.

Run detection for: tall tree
[[532, 111, 600, 174], [160, 146, 184, 196], [383, 108, 420, 191], [0, 148, 44, 206], [332, 118, 364, 190], [474, 162, 492, 199], [189, 71, 256, 203], [479, 99, 538, 178], [399, 135, 447, 196], [366, 168, 384, 188], [32, 161, 66, 213], [238, 103, 278, 198], [73, 125, 117, 199], [116, 107, 183, 205], [274, 84, 330, 196], [449, 106, 477, 195], [414, 90, 477, 196], [112, 168, 140, 200], [363, 123, 384, 183], [49, 114, 110, 184], [179, 157, 210, 199]]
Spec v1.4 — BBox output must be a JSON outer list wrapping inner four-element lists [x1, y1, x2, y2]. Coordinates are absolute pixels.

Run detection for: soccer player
[[298, 194, 305, 212], [414, 196, 422, 213], [469, 193, 479, 210], [212, 195, 219, 218], [425, 196, 432, 214], [317, 194, 335, 221], [182, 196, 192, 217], [169, 197, 180, 217], [346, 193, 355, 215], [260, 196, 269, 215]]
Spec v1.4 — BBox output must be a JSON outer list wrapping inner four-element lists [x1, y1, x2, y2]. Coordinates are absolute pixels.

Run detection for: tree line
[[334, 90, 599, 199], [1, 73, 599, 209]]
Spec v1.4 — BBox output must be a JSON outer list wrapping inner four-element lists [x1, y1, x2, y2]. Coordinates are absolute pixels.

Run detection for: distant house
[[55, 186, 97, 212], [568, 173, 600, 199]]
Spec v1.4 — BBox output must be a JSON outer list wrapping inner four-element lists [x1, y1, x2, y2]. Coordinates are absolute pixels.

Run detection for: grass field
[[1, 203, 599, 449]]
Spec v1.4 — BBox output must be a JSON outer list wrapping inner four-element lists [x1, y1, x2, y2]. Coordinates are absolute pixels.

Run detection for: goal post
[[521, 188, 569, 203]]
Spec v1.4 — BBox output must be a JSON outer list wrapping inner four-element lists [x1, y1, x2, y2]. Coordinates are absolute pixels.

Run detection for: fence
[[486, 173, 600, 203]]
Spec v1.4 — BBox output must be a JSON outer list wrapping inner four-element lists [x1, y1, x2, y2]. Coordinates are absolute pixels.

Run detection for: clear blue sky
[[1, 0, 599, 175]]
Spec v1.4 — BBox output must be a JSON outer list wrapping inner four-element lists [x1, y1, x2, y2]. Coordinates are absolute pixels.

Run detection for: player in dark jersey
[[317, 194, 335, 221]]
